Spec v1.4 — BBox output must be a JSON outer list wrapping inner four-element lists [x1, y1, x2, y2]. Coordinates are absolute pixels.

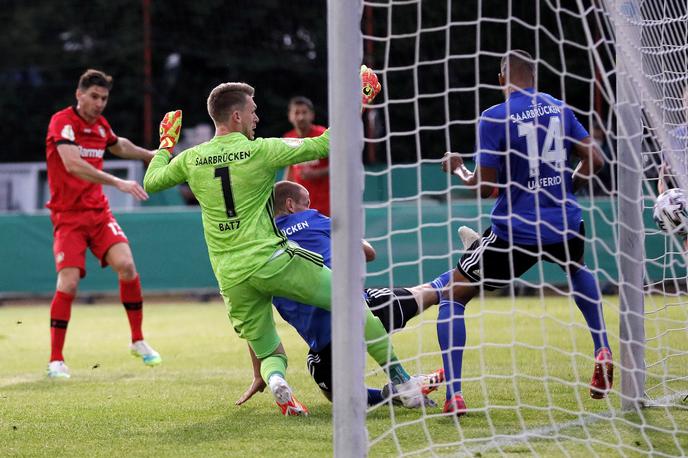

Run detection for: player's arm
[[442, 111, 501, 197], [571, 136, 604, 191], [235, 344, 266, 406], [143, 150, 188, 193], [257, 129, 331, 169], [441, 153, 498, 198], [109, 137, 155, 163], [143, 110, 188, 193], [363, 239, 376, 262], [57, 144, 148, 200], [658, 162, 670, 194], [300, 164, 329, 180]]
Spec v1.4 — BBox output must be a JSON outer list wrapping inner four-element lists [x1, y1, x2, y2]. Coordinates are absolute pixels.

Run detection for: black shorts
[[307, 343, 332, 396], [365, 287, 418, 332], [457, 222, 586, 291]]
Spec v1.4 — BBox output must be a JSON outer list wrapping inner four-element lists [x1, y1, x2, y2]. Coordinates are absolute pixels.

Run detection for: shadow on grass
[[160, 407, 333, 447]]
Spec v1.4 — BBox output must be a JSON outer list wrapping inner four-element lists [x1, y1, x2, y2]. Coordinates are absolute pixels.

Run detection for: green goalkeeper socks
[[260, 353, 288, 383], [364, 309, 410, 385]]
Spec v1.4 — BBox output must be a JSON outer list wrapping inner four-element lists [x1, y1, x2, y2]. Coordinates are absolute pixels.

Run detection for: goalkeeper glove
[[361, 65, 382, 106], [159, 110, 182, 153]]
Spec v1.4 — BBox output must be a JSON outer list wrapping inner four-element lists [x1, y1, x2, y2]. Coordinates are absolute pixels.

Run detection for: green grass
[[1, 297, 687, 457]]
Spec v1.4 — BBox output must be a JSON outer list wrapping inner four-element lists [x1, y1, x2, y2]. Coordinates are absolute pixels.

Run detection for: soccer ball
[[653, 188, 688, 235]]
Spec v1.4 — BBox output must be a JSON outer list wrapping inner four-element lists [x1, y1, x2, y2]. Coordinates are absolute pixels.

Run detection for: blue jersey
[[477, 87, 590, 245], [273, 209, 332, 352]]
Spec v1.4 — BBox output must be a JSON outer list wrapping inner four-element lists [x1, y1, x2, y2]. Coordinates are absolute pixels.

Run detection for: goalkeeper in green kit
[[143, 67, 425, 416]]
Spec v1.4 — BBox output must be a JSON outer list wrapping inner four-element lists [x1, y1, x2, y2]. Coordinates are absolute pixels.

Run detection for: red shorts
[[50, 208, 129, 277]]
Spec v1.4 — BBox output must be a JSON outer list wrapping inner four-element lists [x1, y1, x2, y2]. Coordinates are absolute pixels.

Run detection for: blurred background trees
[[0, 0, 599, 164]]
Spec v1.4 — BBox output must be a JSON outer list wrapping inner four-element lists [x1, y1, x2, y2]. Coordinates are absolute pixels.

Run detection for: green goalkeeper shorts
[[221, 246, 331, 359]]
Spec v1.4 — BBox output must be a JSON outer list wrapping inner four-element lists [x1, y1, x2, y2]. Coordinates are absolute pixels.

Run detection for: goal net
[[331, 0, 688, 456]]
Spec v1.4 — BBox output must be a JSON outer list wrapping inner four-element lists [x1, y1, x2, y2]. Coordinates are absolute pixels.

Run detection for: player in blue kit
[[235, 181, 445, 407], [435, 50, 612, 416]]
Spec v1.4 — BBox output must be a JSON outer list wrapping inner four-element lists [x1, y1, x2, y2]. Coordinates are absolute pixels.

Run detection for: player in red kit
[[45, 69, 161, 378], [283, 96, 330, 216]]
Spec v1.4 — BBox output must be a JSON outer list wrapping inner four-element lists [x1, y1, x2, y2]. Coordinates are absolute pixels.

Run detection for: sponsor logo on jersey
[[61, 125, 75, 141], [78, 146, 105, 158], [56, 252, 65, 264], [280, 137, 305, 148], [98, 126, 106, 138]]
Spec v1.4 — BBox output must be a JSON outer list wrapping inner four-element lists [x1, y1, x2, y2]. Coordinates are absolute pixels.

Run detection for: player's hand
[[235, 376, 267, 405], [159, 110, 182, 153], [116, 179, 149, 201], [361, 65, 382, 107], [441, 152, 464, 174]]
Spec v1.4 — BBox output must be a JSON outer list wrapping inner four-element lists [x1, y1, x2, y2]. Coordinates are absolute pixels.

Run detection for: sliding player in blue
[[435, 50, 612, 416], [235, 181, 445, 408]]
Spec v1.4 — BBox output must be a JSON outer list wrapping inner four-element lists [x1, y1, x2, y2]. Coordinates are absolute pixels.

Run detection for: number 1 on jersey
[[214, 166, 237, 218]]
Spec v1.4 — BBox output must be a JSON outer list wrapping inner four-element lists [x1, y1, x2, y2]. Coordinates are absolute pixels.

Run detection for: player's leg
[[102, 242, 162, 366], [47, 213, 89, 378], [262, 248, 424, 408], [95, 212, 161, 366], [48, 267, 81, 378], [440, 229, 538, 415], [365, 288, 423, 332], [305, 344, 388, 406], [223, 280, 307, 416], [547, 222, 612, 398]]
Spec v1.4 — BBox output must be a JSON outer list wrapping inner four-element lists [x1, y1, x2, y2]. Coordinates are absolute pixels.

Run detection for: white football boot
[[458, 226, 480, 250], [47, 360, 70, 379], [130, 340, 162, 366]]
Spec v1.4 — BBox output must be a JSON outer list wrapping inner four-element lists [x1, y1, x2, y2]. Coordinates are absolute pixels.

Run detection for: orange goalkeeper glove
[[159, 110, 182, 153], [361, 65, 382, 107]]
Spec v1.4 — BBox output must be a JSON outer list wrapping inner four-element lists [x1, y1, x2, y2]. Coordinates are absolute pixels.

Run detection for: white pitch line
[[454, 411, 617, 457]]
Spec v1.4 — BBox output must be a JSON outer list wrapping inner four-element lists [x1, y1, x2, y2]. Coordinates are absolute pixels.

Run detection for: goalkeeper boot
[[392, 376, 425, 408], [47, 360, 70, 379], [590, 347, 613, 399], [130, 340, 162, 366], [269, 375, 309, 416], [382, 376, 429, 408], [443, 393, 467, 416], [458, 226, 480, 250], [419, 368, 445, 395]]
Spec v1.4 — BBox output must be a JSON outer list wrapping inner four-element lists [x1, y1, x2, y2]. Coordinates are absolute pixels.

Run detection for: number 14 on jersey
[[517, 117, 566, 178]]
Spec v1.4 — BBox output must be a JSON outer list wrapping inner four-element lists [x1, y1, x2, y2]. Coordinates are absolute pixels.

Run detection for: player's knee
[[447, 269, 476, 304], [113, 258, 137, 279], [57, 269, 80, 295]]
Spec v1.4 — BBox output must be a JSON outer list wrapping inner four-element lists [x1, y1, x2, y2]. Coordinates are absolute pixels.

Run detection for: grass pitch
[[1, 296, 687, 457]]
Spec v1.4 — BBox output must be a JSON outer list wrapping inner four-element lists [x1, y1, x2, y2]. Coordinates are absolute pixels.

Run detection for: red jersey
[[45, 106, 118, 212], [284, 124, 330, 216]]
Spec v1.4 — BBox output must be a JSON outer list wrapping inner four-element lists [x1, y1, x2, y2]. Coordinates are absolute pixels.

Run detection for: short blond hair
[[207, 82, 255, 124]]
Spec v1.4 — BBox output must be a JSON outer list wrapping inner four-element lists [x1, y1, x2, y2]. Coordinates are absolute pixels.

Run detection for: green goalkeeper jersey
[[143, 130, 329, 290]]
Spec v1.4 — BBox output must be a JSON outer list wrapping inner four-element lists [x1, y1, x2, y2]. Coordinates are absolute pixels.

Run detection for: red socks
[[50, 291, 74, 362], [120, 276, 144, 342]]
